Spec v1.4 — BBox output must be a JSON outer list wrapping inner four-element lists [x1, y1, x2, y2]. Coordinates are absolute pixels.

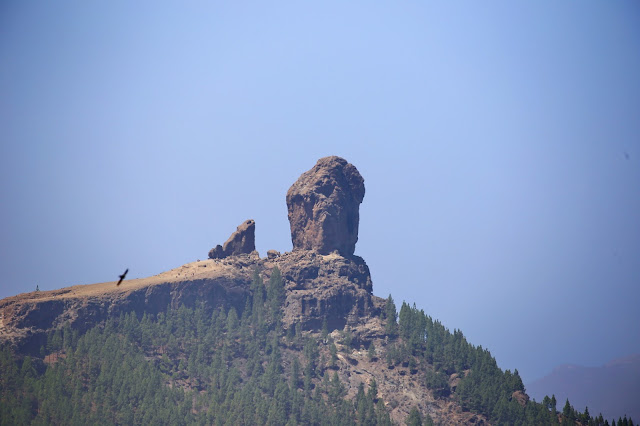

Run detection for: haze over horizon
[[1, 1, 639, 386]]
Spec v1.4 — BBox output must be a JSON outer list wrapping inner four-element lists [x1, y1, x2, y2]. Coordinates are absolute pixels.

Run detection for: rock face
[[0, 258, 254, 355], [271, 250, 377, 335], [266, 249, 280, 260], [286, 156, 365, 257], [208, 219, 256, 259], [512, 390, 529, 407], [0, 251, 376, 355]]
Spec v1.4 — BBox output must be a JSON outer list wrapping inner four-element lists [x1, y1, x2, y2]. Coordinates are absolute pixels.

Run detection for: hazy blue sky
[[1, 1, 639, 385]]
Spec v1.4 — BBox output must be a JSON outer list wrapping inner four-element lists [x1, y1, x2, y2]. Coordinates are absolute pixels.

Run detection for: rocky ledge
[[1, 156, 379, 353], [271, 251, 379, 332], [0, 250, 381, 354]]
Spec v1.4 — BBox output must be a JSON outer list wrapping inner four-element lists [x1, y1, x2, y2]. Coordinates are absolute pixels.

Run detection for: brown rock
[[286, 156, 365, 257], [208, 245, 224, 259], [512, 390, 530, 407], [267, 249, 280, 259], [271, 250, 376, 334], [208, 219, 256, 259]]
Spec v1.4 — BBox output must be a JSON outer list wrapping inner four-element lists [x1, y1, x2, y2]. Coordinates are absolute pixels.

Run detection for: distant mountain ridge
[[526, 354, 640, 422]]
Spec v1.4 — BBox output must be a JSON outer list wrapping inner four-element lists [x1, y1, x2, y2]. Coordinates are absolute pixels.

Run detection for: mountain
[[0, 157, 625, 425], [527, 354, 640, 422]]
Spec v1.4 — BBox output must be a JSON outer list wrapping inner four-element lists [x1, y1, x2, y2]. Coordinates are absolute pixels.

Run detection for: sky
[[1, 1, 639, 386]]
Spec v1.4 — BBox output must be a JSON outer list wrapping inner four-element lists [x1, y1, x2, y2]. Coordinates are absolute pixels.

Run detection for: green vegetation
[[0, 276, 633, 425], [389, 301, 632, 426], [0, 268, 392, 425]]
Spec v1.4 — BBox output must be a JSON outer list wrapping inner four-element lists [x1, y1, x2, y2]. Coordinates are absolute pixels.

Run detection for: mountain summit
[[0, 157, 617, 425]]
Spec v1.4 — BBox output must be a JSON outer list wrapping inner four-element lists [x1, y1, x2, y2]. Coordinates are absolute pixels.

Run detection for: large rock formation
[[271, 250, 376, 335], [0, 156, 494, 425], [286, 156, 365, 257], [208, 219, 256, 259]]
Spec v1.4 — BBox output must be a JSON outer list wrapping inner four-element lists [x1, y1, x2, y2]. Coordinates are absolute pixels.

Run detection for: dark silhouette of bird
[[116, 268, 128, 286]]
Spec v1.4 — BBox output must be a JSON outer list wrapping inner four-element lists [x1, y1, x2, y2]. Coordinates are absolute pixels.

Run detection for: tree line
[[0, 269, 634, 425], [382, 296, 634, 426]]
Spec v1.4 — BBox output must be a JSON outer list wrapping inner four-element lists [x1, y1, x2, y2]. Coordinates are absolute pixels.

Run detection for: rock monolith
[[208, 219, 256, 259], [286, 156, 365, 256]]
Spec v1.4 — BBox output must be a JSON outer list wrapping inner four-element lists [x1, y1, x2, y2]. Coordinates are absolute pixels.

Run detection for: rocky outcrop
[[208, 219, 256, 259], [0, 249, 377, 356], [266, 249, 280, 260], [0, 156, 505, 426], [286, 156, 365, 257], [512, 390, 529, 407], [268, 250, 378, 337]]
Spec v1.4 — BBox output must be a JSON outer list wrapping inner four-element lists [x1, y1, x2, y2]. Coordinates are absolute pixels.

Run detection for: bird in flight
[[116, 268, 128, 286]]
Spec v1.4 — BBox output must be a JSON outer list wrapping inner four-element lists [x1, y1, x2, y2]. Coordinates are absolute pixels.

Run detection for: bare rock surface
[[266, 249, 280, 259], [269, 250, 378, 334], [208, 219, 256, 259], [0, 249, 378, 355], [286, 156, 365, 256], [512, 390, 529, 407]]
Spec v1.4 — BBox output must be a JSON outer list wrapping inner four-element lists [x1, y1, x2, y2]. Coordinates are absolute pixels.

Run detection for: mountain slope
[[1, 250, 604, 425], [0, 156, 624, 425]]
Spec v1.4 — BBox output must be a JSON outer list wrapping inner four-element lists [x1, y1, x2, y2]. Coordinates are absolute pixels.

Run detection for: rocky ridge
[[0, 156, 375, 367], [0, 156, 488, 425]]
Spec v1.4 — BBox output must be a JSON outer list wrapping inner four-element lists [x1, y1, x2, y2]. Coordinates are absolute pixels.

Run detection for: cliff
[[0, 255, 255, 354], [0, 156, 495, 425]]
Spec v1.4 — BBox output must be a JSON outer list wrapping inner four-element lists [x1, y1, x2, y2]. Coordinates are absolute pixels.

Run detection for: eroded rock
[[208, 219, 256, 259], [270, 250, 377, 334], [267, 249, 281, 260], [286, 156, 365, 257], [512, 390, 529, 407]]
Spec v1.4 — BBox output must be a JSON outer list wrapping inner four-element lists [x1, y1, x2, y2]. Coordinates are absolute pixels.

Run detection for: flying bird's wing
[[117, 268, 128, 286]]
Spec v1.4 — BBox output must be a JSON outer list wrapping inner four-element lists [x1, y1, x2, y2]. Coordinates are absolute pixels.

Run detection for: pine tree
[[385, 294, 398, 337], [329, 341, 338, 368], [368, 342, 376, 361], [367, 378, 378, 402], [376, 399, 392, 426], [355, 382, 367, 424], [341, 329, 352, 352], [328, 372, 345, 407], [251, 269, 264, 323], [406, 406, 423, 426], [226, 308, 239, 334], [267, 267, 285, 323], [290, 357, 300, 390], [563, 398, 572, 417], [322, 318, 329, 340]]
